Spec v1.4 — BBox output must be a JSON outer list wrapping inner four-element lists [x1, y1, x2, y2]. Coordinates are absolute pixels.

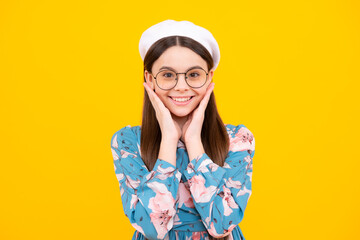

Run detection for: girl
[[110, 20, 255, 240]]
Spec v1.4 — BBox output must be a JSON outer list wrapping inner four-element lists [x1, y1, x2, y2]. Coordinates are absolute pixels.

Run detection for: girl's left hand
[[182, 82, 215, 144]]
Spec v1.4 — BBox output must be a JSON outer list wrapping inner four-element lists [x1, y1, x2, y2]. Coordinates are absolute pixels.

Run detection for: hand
[[182, 82, 215, 144], [143, 82, 181, 142]]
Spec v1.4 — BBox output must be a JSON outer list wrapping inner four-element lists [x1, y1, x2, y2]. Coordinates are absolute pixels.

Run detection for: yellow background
[[1, 0, 359, 239]]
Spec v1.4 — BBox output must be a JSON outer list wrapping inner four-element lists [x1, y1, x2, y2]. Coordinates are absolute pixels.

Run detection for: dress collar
[[177, 139, 186, 149]]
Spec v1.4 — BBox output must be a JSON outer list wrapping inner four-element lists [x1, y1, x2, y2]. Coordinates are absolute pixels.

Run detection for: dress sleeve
[[110, 126, 182, 240], [183, 124, 255, 238]]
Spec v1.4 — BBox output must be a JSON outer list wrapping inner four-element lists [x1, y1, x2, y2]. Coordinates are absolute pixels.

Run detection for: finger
[[189, 111, 194, 123], [198, 82, 215, 112], [143, 83, 164, 105], [143, 82, 159, 111], [185, 110, 193, 123], [143, 82, 165, 115], [143, 82, 167, 114]]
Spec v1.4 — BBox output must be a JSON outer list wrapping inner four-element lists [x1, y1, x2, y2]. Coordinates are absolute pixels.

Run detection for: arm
[[110, 126, 182, 240], [183, 124, 255, 238]]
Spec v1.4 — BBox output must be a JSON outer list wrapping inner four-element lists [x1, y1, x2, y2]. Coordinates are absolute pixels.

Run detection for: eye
[[189, 72, 200, 78], [162, 72, 174, 78]]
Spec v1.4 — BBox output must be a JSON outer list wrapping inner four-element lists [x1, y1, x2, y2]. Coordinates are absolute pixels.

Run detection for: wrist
[[159, 139, 178, 167], [185, 137, 202, 146], [161, 136, 179, 145], [185, 140, 205, 161]]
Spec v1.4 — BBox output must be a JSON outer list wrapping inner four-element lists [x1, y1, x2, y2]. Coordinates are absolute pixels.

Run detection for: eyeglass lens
[[155, 69, 207, 90]]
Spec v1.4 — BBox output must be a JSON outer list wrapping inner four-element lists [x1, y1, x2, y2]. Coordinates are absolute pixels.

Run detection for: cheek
[[196, 91, 207, 100], [157, 95, 168, 104], [154, 89, 168, 102], [189, 92, 206, 107]]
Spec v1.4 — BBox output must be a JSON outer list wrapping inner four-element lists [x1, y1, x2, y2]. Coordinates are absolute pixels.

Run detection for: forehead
[[153, 46, 207, 72]]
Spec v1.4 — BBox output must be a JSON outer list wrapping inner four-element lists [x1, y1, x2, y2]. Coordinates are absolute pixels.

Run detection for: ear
[[144, 70, 155, 90], [208, 69, 214, 82]]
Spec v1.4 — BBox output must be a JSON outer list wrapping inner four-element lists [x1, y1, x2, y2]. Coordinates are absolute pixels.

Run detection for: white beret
[[139, 19, 220, 70]]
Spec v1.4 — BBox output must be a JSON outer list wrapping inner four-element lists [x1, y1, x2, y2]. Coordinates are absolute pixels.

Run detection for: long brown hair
[[141, 36, 230, 240]]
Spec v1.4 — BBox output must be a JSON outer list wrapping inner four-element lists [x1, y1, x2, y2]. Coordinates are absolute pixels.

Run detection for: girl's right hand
[[143, 82, 181, 142]]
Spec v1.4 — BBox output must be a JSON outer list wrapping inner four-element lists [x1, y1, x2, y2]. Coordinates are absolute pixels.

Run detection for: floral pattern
[[110, 124, 255, 240]]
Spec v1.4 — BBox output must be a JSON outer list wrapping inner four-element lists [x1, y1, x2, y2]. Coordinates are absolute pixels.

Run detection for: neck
[[171, 113, 188, 141], [171, 113, 187, 128]]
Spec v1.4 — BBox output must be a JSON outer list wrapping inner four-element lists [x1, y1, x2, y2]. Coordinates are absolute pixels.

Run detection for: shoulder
[[224, 123, 255, 152], [110, 125, 141, 148], [224, 123, 254, 137]]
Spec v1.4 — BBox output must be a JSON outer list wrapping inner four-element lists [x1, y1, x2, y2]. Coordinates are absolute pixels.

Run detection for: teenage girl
[[110, 20, 255, 240]]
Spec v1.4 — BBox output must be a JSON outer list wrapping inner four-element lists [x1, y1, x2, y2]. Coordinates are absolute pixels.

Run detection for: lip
[[169, 96, 194, 98], [168, 96, 194, 106]]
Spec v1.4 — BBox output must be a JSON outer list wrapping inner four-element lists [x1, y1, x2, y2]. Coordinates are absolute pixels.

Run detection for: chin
[[170, 108, 193, 118]]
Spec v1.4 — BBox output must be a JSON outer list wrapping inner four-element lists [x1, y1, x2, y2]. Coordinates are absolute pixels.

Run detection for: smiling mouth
[[168, 96, 194, 105], [169, 96, 194, 102]]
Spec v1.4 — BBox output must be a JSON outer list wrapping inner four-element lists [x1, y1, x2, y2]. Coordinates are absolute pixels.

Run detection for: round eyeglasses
[[151, 67, 209, 90]]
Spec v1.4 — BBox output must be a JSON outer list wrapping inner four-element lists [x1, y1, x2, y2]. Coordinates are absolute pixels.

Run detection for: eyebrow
[[159, 65, 204, 72]]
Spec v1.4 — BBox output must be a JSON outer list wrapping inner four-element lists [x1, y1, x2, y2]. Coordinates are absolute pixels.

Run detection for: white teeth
[[172, 97, 191, 102]]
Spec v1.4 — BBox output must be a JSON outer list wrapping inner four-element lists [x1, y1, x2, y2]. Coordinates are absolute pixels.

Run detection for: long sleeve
[[110, 126, 182, 240], [183, 124, 255, 238]]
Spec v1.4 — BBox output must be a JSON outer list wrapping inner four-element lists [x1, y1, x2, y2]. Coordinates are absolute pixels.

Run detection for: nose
[[173, 73, 189, 91]]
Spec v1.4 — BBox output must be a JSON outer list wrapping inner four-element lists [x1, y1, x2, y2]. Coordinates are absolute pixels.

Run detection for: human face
[[144, 46, 214, 118]]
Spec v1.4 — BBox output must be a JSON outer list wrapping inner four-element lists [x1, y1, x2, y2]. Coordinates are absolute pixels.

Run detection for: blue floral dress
[[110, 124, 255, 240]]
